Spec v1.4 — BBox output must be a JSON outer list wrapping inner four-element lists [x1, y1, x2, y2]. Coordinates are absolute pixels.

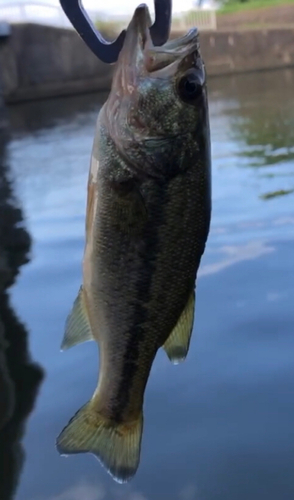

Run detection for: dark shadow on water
[[7, 91, 109, 135], [0, 132, 44, 500]]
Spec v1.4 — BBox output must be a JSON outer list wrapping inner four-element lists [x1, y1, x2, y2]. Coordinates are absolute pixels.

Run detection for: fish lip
[[163, 27, 199, 51], [145, 29, 200, 75], [115, 5, 200, 76], [116, 4, 153, 68]]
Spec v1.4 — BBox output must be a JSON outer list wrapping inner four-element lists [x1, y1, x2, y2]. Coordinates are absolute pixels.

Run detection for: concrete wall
[[0, 34, 8, 126], [200, 28, 294, 76], [0, 23, 294, 103], [0, 23, 113, 102]]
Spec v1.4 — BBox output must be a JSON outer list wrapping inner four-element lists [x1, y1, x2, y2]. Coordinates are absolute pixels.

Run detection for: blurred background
[[0, 0, 294, 499]]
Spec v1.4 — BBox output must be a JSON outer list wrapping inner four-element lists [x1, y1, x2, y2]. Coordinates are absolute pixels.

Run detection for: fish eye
[[177, 70, 203, 103]]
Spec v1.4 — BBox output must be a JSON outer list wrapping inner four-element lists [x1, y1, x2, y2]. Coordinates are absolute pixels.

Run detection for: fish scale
[[57, 3, 211, 484]]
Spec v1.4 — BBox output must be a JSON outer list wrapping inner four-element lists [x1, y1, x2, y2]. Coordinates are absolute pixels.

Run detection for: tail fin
[[56, 401, 143, 483]]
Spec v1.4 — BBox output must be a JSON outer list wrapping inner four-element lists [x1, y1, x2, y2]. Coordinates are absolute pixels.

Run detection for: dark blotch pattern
[[111, 181, 167, 422]]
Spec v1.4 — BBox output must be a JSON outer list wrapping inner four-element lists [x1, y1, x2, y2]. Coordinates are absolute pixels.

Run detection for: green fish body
[[57, 4, 211, 484]]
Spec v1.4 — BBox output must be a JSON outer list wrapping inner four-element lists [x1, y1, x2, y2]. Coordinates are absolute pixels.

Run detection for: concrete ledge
[[0, 23, 294, 103], [5, 76, 112, 103], [201, 28, 294, 77], [0, 23, 112, 103]]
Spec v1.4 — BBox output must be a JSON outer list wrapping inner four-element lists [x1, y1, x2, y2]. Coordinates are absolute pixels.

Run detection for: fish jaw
[[109, 3, 201, 93], [103, 4, 207, 181], [111, 4, 152, 94]]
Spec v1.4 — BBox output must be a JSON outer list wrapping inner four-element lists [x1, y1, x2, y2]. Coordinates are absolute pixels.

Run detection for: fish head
[[104, 3, 210, 179]]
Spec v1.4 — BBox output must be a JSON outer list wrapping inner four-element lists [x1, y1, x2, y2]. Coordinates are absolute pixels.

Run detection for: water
[[1, 68, 294, 500]]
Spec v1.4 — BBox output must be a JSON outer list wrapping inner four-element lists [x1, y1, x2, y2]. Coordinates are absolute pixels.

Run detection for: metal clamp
[[59, 0, 172, 64]]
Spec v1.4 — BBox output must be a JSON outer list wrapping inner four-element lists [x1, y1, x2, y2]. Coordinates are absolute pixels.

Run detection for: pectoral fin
[[61, 286, 94, 351], [163, 291, 195, 364]]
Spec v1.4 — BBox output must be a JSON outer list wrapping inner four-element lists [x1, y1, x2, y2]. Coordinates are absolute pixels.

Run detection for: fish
[[56, 3, 211, 484]]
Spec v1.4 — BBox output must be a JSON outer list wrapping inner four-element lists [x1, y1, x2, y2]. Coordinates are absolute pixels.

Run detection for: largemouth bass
[[56, 4, 211, 484]]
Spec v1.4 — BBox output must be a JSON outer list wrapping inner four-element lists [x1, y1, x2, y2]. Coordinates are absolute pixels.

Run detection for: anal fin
[[163, 291, 195, 364], [61, 286, 94, 351]]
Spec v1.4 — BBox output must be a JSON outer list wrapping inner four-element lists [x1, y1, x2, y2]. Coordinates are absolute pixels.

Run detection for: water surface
[[1, 68, 294, 500]]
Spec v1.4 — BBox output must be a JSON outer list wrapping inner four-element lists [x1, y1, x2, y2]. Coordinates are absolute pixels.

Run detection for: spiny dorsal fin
[[163, 290, 195, 364], [61, 286, 94, 351]]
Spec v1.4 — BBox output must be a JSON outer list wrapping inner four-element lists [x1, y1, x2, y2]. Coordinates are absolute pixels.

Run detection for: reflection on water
[[208, 69, 294, 222], [211, 70, 294, 161], [2, 68, 294, 500], [0, 134, 44, 500], [209, 69, 294, 169], [234, 112, 294, 167], [260, 188, 294, 200]]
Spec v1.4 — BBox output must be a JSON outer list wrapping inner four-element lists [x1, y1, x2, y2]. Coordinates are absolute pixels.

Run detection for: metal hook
[[60, 0, 172, 64], [150, 0, 172, 47]]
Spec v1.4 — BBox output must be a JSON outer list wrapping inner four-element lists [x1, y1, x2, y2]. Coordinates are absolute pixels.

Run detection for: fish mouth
[[114, 3, 200, 86]]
